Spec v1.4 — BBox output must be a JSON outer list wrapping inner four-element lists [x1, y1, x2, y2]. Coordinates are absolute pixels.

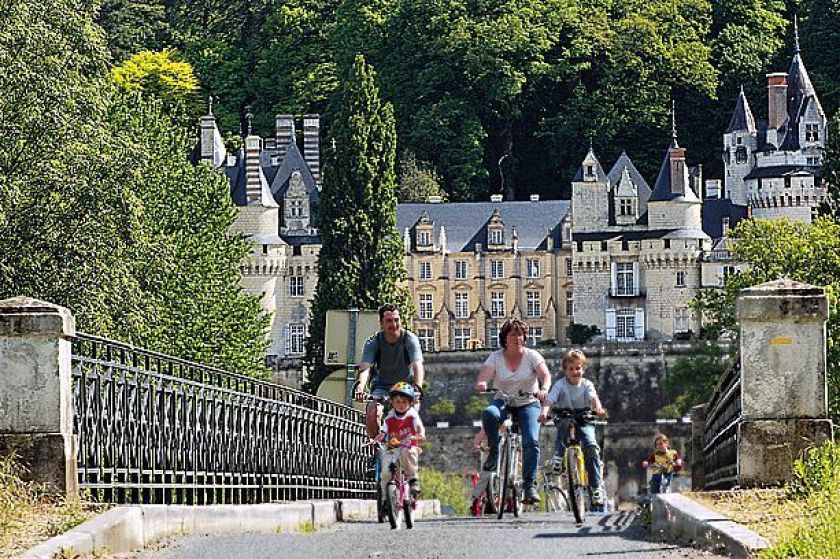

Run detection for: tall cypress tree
[[304, 54, 411, 392]]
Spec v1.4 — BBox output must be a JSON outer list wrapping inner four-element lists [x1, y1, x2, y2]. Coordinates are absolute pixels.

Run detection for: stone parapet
[[0, 297, 78, 496]]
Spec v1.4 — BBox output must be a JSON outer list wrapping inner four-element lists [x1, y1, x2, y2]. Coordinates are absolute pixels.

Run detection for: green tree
[[304, 55, 411, 391], [0, 0, 269, 376], [822, 112, 840, 218], [111, 49, 200, 117], [396, 151, 447, 203], [658, 343, 733, 418], [96, 0, 171, 61], [696, 217, 840, 418]]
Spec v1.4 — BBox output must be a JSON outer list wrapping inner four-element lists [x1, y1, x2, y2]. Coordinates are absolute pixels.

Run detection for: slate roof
[[607, 152, 652, 219], [701, 199, 749, 239], [396, 201, 570, 252], [726, 87, 756, 134], [779, 45, 820, 151], [227, 142, 319, 208], [649, 138, 700, 204]]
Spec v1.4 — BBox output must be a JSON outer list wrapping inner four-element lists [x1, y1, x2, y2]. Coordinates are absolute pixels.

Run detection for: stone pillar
[[736, 279, 834, 486], [690, 403, 707, 490], [0, 297, 78, 496]]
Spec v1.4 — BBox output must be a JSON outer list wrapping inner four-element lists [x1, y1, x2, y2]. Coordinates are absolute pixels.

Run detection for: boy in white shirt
[[539, 349, 607, 507]]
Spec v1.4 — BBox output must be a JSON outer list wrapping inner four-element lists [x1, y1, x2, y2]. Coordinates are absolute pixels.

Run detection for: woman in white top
[[474, 318, 551, 504]]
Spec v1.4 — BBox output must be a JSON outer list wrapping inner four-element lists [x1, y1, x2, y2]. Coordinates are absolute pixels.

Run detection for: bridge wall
[[416, 343, 701, 501]]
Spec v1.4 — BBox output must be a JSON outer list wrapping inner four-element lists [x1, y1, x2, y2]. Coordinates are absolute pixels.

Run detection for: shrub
[[429, 398, 456, 418], [785, 441, 840, 500], [465, 395, 488, 419], [418, 468, 470, 516], [568, 323, 599, 345]]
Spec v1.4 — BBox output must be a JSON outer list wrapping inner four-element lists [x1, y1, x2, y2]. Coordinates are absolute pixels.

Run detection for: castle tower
[[199, 97, 227, 169], [722, 86, 758, 206], [571, 147, 609, 233], [647, 113, 702, 230]]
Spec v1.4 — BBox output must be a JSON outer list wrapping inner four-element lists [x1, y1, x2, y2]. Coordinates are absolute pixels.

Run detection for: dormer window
[[586, 165, 594, 177], [419, 231, 431, 246], [486, 209, 505, 249], [414, 211, 435, 251], [618, 198, 635, 216], [805, 124, 819, 142]]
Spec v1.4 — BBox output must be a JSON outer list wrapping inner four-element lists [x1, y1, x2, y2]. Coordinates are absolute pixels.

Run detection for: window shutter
[[634, 308, 645, 340], [284, 324, 291, 356], [632, 262, 639, 295], [610, 262, 617, 294], [605, 309, 616, 340]]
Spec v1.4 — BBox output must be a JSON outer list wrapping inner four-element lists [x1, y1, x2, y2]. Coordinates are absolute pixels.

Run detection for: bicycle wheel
[[511, 440, 521, 518], [566, 447, 586, 524], [497, 437, 511, 519], [485, 472, 499, 514], [386, 481, 403, 529], [376, 482, 385, 523], [542, 471, 567, 512], [404, 499, 414, 529]]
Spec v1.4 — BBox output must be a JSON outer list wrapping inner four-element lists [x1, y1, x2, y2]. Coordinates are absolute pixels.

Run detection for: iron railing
[[70, 333, 373, 504], [702, 358, 741, 489]]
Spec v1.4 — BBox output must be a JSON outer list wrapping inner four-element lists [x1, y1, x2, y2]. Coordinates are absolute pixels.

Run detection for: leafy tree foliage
[[0, 0, 269, 376], [111, 49, 201, 118], [96, 0, 171, 61], [696, 218, 840, 418], [822, 112, 840, 218], [658, 343, 733, 418], [396, 151, 447, 203], [304, 55, 411, 391]]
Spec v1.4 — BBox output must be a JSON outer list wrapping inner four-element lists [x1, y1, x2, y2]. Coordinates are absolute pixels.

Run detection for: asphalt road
[[134, 511, 714, 559]]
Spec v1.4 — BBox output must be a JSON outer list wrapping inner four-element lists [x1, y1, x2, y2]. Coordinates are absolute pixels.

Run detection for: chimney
[[767, 73, 788, 129], [668, 146, 687, 196], [689, 165, 703, 197], [426, 195, 443, 203], [245, 133, 263, 205], [490, 194, 503, 202], [705, 179, 721, 199], [275, 114, 295, 159], [303, 115, 321, 184]]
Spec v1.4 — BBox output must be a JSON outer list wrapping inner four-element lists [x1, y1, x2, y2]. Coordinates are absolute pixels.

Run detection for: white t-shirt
[[483, 348, 546, 407], [546, 377, 597, 410]]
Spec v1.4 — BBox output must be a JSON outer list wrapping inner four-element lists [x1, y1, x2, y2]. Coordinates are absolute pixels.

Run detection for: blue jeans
[[650, 473, 673, 494], [482, 400, 541, 487], [554, 419, 603, 492]]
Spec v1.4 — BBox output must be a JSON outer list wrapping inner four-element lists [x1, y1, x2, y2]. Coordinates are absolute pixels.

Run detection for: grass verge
[[0, 454, 104, 557], [690, 441, 840, 558]]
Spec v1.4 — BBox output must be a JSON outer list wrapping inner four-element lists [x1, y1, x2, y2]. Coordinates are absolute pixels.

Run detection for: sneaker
[[591, 486, 605, 506], [409, 478, 421, 498], [551, 455, 564, 473], [522, 485, 541, 504], [482, 452, 498, 472]]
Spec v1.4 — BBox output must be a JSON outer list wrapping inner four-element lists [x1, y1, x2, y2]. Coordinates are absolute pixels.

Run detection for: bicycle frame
[[381, 440, 417, 530], [552, 407, 597, 524]]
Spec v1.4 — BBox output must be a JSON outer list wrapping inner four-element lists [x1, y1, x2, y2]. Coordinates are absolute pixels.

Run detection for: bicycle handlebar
[[550, 407, 601, 422]]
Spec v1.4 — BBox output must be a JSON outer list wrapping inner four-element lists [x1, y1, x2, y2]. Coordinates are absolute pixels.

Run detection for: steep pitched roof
[[396, 201, 570, 252], [701, 198, 749, 239], [607, 152, 652, 206], [779, 34, 822, 151], [268, 141, 320, 204], [726, 86, 756, 134]]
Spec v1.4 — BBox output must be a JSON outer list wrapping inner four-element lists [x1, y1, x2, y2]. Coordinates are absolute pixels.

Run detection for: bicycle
[[538, 458, 570, 513], [550, 407, 600, 524], [646, 461, 677, 494], [483, 389, 535, 520], [380, 435, 419, 530]]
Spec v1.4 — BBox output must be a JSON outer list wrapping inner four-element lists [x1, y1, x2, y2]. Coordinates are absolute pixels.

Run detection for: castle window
[[806, 124, 819, 142], [736, 136, 742, 145], [418, 231, 430, 246], [293, 245, 302, 256], [527, 327, 543, 347], [419, 294, 433, 319], [489, 228, 503, 245], [676, 271, 686, 288], [289, 199, 304, 218], [289, 276, 304, 297], [664, 240, 671, 249], [586, 165, 594, 177], [419, 261, 432, 280], [619, 198, 634, 216], [490, 292, 505, 318], [454, 260, 468, 280], [615, 309, 636, 341], [566, 291, 574, 316], [262, 244, 268, 255], [566, 258, 573, 277], [488, 327, 500, 349], [615, 262, 635, 296], [735, 146, 747, 164], [526, 259, 540, 278], [526, 292, 541, 318], [674, 308, 690, 334], [286, 323, 305, 355], [453, 328, 471, 350], [807, 156, 820, 165], [491, 260, 505, 279], [417, 328, 435, 352], [454, 292, 469, 319]]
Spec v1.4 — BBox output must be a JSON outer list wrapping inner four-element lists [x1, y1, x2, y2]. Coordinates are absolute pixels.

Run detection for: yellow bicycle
[[550, 407, 599, 524]]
